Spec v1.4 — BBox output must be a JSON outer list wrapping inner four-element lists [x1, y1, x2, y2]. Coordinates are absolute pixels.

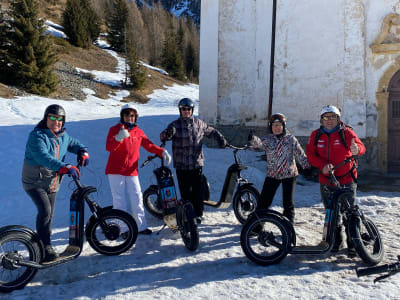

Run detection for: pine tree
[[63, 0, 100, 48], [106, 0, 129, 52], [161, 27, 185, 81], [1, 0, 58, 95], [127, 47, 146, 89], [0, 7, 10, 82], [185, 41, 198, 81]]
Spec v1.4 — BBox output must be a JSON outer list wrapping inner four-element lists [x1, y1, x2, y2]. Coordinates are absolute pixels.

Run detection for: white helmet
[[320, 105, 341, 117], [121, 103, 137, 113]]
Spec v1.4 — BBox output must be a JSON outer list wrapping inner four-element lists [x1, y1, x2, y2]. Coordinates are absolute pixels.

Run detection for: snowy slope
[[0, 34, 399, 300]]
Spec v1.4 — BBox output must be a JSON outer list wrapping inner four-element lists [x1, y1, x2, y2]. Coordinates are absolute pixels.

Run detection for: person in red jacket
[[306, 105, 366, 256], [105, 104, 171, 235]]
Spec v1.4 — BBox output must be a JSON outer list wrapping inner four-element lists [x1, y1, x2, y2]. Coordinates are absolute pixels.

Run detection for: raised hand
[[350, 138, 359, 155], [115, 125, 130, 142]]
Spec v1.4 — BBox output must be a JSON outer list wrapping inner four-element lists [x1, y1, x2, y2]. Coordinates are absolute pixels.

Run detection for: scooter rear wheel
[[176, 203, 199, 251], [240, 214, 289, 266], [143, 186, 163, 219], [0, 231, 41, 293], [86, 209, 138, 256], [349, 217, 384, 265], [233, 186, 260, 224]]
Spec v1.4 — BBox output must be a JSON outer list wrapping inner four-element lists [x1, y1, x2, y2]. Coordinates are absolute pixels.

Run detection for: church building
[[199, 0, 400, 173]]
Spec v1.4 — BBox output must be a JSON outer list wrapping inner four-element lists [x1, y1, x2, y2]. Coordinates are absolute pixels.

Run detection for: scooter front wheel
[[233, 186, 260, 224], [86, 209, 138, 256], [0, 230, 41, 293], [176, 203, 199, 251], [240, 214, 289, 266], [349, 217, 384, 265]]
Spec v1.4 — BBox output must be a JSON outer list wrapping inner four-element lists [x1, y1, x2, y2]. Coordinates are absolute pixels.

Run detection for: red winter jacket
[[306, 125, 365, 185], [105, 124, 164, 176]]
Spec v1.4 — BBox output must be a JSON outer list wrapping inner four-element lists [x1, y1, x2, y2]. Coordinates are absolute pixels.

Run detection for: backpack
[[314, 123, 353, 149]]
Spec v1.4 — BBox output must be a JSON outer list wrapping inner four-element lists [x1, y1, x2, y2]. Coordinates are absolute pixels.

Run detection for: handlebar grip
[[356, 264, 390, 277]]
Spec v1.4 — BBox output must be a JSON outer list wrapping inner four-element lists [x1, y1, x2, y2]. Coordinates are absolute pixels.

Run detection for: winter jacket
[[161, 116, 226, 170], [105, 123, 164, 176], [306, 125, 366, 185], [251, 132, 310, 180], [22, 127, 85, 192]]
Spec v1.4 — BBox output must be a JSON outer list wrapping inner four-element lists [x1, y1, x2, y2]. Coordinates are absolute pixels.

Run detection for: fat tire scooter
[[240, 156, 384, 266], [0, 169, 138, 293], [141, 144, 199, 251]]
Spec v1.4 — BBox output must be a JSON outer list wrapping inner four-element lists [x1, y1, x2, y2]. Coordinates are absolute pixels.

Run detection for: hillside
[[0, 0, 192, 102]]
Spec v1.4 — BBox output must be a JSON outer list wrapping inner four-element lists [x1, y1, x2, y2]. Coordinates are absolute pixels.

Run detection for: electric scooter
[[0, 169, 138, 293], [356, 256, 400, 282], [240, 156, 384, 266], [141, 145, 199, 251], [144, 144, 260, 224]]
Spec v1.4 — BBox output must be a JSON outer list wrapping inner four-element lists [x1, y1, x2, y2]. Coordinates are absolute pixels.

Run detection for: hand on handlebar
[[322, 163, 334, 175], [59, 164, 80, 178]]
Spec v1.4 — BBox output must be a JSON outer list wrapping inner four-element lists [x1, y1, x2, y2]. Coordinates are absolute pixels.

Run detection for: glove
[[162, 150, 172, 166], [59, 165, 80, 178], [248, 131, 254, 142], [115, 125, 130, 142], [77, 148, 89, 167], [219, 138, 227, 148]]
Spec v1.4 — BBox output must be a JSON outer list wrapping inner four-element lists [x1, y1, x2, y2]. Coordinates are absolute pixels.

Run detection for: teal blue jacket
[[24, 127, 85, 171]]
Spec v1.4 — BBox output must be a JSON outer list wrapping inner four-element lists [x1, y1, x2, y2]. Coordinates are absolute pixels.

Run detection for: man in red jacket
[[306, 105, 366, 256]]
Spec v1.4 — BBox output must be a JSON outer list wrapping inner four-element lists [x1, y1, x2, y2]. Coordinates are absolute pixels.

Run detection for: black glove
[[248, 131, 254, 142], [219, 138, 227, 148]]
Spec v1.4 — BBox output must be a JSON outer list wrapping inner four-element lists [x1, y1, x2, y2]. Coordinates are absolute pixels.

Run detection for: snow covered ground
[[0, 45, 399, 300]]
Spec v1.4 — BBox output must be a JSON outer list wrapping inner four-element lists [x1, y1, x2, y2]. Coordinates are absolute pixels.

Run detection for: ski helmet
[[44, 104, 66, 122], [178, 98, 195, 109], [320, 105, 341, 118], [268, 113, 286, 133], [120, 103, 138, 123]]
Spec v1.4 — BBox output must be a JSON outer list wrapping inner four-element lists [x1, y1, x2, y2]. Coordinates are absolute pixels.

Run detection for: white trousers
[[108, 174, 147, 231]]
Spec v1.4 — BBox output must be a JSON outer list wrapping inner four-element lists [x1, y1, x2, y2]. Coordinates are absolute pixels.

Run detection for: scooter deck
[[291, 241, 330, 254], [41, 245, 81, 265], [203, 200, 231, 209]]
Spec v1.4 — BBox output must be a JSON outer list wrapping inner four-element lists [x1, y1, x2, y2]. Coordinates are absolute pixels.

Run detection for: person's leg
[[108, 174, 128, 212], [343, 182, 357, 255], [190, 168, 204, 218], [258, 177, 281, 210], [176, 169, 192, 202], [126, 176, 148, 232], [281, 177, 297, 223], [26, 188, 58, 260], [26, 188, 55, 246]]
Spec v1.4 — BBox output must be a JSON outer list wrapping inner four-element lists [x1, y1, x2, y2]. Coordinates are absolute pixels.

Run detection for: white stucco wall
[[200, 0, 400, 139]]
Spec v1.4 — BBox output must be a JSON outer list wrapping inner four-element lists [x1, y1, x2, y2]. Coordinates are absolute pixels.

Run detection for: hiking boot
[[139, 228, 152, 235], [43, 245, 59, 262]]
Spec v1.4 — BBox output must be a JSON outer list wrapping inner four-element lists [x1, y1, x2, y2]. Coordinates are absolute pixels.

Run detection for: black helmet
[[44, 104, 66, 121], [178, 98, 195, 109], [268, 113, 286, 133]]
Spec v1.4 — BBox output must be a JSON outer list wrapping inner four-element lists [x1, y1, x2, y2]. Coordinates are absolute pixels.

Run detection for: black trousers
[[25, 188, 57, 246], [176, 168, 203, 217], [258, 176, 297, 222]]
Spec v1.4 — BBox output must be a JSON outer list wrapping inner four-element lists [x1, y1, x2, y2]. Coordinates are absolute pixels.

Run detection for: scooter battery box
[[160, 178, 178, 215]]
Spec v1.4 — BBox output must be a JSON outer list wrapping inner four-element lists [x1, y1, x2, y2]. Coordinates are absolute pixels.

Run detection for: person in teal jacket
[[22, 104, 89, 262]]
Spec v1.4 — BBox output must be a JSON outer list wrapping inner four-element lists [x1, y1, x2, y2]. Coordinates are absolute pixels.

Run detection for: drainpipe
[[268, 0, 277, 119]]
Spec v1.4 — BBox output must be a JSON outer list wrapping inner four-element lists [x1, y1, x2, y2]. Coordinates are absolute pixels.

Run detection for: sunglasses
[[180, 107, 192, 111], [321, 115, 338, 121], [48, 115, 64, 121], [124, 114, 136, 117]]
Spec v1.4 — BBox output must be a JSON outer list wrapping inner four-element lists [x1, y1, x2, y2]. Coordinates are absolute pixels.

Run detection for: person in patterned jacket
[[160, 98, 227, 223], [249, 113, 310, 223]]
